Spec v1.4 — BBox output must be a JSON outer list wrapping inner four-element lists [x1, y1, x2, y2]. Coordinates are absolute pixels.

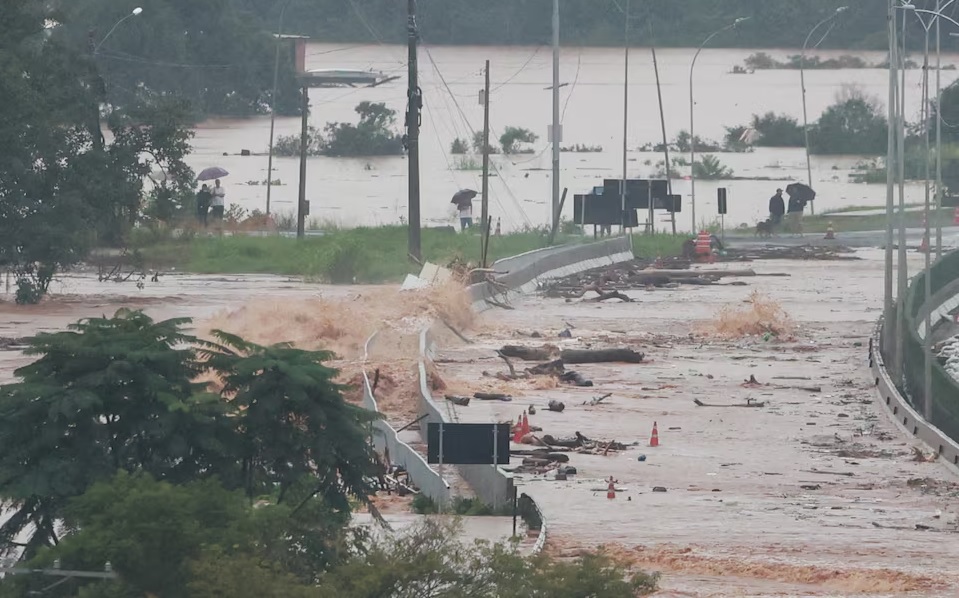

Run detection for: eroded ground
[[432, 249, 959, 597]]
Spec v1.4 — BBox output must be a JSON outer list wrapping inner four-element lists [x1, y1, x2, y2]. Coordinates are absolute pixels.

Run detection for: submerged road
[[433, 249, 959, 597]]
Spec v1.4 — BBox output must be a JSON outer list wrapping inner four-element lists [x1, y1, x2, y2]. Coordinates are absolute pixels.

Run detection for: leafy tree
[[0, 311, 228, 560], [809, 90, 888, 155], [749, 112, 805, 147], [692, 155, 734, 179], [322, 101, 404, 157], [450, 137, 469, 154], [471, 131, 499, 154], [202, 332, 381, 511], [0, 2, 195, 302], [499, 126, 538, 155]]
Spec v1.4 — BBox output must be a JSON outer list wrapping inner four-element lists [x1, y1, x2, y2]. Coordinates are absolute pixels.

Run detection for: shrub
[[809, 88, 888, 155], [750, 112, 805, 147], [450, 137, 469, 154], [322, 237, 370, 283], [499, 126, 538, 154], [693, 155, 734, 179], [272, 126, 323, 157]]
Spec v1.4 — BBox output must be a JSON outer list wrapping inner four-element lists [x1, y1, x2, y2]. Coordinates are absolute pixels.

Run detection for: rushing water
[[185, 44, 959, 233]]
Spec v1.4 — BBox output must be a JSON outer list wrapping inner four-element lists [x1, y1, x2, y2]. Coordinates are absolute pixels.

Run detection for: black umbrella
[[197, 166, 230, 181], [785, 182, 816, 204], [451, 189, 477, 206]]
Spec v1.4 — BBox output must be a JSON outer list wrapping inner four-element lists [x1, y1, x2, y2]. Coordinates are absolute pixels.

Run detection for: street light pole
[[936, 0, 943, 259], [266, 0, 294, 217], [551, 0, 561, 232], [92, 7, 143, 55], [800, 6, 848, 217], [884, 0, 898, 351], [689, 17, 747, 233]]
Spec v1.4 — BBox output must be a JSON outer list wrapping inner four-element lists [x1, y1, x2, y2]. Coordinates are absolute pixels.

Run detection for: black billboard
[[427, 422, 511, 465]]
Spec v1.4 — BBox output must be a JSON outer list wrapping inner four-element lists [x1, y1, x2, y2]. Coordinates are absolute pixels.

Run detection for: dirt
[[431, 250, 959, 596]]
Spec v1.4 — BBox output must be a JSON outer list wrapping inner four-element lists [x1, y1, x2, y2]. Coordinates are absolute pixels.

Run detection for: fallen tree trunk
[[527, 359, 565, 376], [694, 398, 765, 408], [473, 392, 513, 402], [636, 268, 758, 278], [561, 348, 645, 364], [587, 290, 632, 302], [499, 344, 558, 361]]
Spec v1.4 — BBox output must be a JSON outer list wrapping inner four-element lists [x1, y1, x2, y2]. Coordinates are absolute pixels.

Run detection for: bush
[[693, 155, 734, 179], [273, 126, 323, 157], [750, 112, 805, 147], [450, 137, 469, 154], [322, 237, 370, 283], [499, 126, 538, 154], [472, 130, 499, 154], [809, 88, 888, 155]]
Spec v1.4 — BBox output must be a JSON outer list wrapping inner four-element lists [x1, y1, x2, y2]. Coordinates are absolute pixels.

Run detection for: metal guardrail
[[360, 332, 451, 506], [879, 249, 959, 457]]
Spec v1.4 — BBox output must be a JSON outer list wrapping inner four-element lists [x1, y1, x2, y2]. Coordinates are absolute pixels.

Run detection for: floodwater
[[186, 44, 959, 233], [430, 250, 959, 596]]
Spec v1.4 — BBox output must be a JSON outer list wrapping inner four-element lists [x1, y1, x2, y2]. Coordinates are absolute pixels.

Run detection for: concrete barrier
[[361, 332, 451, 506]]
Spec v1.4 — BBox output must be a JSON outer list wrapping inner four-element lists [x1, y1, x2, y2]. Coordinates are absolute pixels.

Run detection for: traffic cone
[[512, 415, 524, 443], [953, 207, 959, 225], [649, 422, 660, 447], [521, 411, 530, 436], [606, 476, 616, 500], [824, 222, 835, 240], [920, 234, 930, 253]]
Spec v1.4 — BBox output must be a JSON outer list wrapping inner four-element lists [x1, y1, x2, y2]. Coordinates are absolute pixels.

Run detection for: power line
[[490, 46, 543, 92]]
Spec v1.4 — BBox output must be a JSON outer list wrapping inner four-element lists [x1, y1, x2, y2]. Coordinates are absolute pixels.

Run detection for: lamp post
[[93, 7, 143, 55], [689, 17, 748, 233], [800, 6, 848, 217], [266, 0, 296, 217], [898, 1, 959, 423]]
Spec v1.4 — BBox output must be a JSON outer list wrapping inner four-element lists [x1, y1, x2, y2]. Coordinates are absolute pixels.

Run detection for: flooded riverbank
[[185, 44, 959, 233]]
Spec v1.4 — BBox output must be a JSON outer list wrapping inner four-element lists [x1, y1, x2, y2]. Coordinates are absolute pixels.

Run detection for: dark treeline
[[271, 0, 950, 51]]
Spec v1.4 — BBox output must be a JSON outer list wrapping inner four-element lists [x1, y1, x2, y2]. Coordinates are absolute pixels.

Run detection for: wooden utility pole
[[650, 43, 675, 234], [550, 0, 561, 231], [405, 0, 422, 262], [481, 60, 491, 264], [297, 83, 308, 238], [620, 0, 629, 232]]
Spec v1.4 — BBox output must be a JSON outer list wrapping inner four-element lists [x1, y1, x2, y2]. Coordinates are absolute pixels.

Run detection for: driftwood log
[[473, 392, 512, 402], [499, 345, 645, 364], [527, 359, 565, 376], [587, 290, 632, 302], [445, 395, 471, 407]]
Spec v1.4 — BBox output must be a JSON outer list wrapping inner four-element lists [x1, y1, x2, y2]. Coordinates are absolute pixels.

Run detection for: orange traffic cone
[[512, 415, 524, 443], [606, 477, 616, 500], [649, 422, 660, 447], [521, 411, 530, 436]]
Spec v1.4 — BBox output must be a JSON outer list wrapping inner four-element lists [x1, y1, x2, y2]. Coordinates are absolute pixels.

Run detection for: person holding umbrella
[[211, 179, 226, 222], [451, 189, 477, 231]]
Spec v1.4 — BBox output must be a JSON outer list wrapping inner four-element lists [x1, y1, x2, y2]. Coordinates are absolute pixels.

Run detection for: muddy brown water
[[179, 44, 959, 233]]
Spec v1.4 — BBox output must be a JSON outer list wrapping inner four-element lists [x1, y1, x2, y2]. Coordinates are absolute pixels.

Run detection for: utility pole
[[621, 0, 629, 232], [406, 0, 422, 262], [296, 83, 308, 238], [936, 0, 943, 259], [481, 60, 491, 263], [922, 17, 933, 422], [884, 0, 897, 360], [650, 42, 674, 234], [551, 0, 561, 231]]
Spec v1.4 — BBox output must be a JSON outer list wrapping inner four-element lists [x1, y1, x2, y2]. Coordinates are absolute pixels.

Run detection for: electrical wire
[[420, 42, 533, 226], [490, 46, 543, 92]]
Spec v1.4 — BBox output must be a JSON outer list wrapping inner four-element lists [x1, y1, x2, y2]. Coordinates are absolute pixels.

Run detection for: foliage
[[274, 126, 324, 157], [692, 155, 734, 179], [749, 112, 805, 147], [62, 0, 301, 117], [314, 518, 659, 597], [743, 52, 871, 70], [472, 130, 499, 154], [450, 137, 469, 154], [499, 126, 538, 154], [0, 2, 195, 302], [0, 311, 376, 562], [322, 101, 404, 157], [808, 88, 888, 155]]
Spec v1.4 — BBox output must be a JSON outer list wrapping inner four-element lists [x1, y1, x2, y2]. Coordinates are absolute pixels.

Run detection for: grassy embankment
[[126, 226, 687, 283], [802, 205, 952, 234]]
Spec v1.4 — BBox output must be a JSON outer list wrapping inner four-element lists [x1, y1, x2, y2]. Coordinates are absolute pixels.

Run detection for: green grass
[[802, 207, 952, 234], [130, 226, 585, 283], [630, 234, 688, 259]]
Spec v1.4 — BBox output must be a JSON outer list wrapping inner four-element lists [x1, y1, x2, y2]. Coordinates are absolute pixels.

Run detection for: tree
[[0, 311, 379, 564], [0, 2, 196, 303], [692, 155, 734, 179], [322, 101, 404, 157], [749, 112, 805, 147], [202, 332, 381, 511], [5, 473, 333, 597], [499, 126, 538, 155], [0, 310, 229, 560], [809, 89, 888, 155]]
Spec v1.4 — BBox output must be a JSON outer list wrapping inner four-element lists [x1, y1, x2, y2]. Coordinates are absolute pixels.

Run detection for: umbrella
[[197, 166, 230, 182], [450, 189, 477, 206], [785, 182, 816, 204]]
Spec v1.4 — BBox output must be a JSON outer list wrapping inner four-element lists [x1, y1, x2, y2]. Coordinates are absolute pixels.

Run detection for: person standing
[[786, 191, 804, 235], [211, 178, 226, 223], [458, 200, 473, 231], [768, 188, 785, 230], [196, 184, 212, 227]]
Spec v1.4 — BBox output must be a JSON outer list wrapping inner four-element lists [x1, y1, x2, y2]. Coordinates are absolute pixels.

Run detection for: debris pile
[[509, 431, 636, 474], [721, 245, 860, 262], [540, 261, 766, 298]]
